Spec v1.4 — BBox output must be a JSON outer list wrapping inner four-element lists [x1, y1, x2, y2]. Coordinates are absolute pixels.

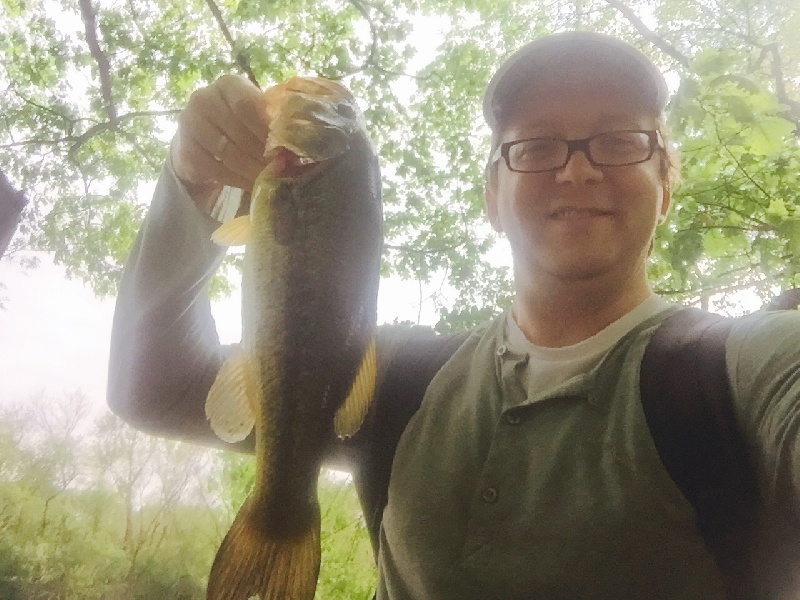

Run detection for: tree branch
[[707, 110, 775, 205], [204, 0, 261, 89], [655, 269, 768, 299], [0, 170, 28, 259], [78, 0, 117, 123], [603, 0, 690, 68], [0, 109, 180, 173], [607, 2, 800, 130], [66, 109, 181, 161], [763, 43, 800, 130], [334, 0, 379, 77]]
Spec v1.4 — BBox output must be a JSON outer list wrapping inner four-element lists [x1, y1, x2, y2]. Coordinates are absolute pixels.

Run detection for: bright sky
[[0, 250, 445, 412], [0, 254, 117, 409]]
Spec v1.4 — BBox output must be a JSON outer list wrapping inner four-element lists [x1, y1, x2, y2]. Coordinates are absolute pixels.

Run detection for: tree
[[0, 392, 378, 598]]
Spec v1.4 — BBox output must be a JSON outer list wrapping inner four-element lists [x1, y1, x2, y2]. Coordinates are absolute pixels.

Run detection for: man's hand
[[171, 74, 270, 214]]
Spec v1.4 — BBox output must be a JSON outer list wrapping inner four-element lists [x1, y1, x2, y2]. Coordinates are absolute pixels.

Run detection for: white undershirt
[[505, 294, 672, 393]]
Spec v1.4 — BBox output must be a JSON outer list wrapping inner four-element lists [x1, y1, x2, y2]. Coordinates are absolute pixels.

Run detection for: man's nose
[[554, 149, 604, 185]]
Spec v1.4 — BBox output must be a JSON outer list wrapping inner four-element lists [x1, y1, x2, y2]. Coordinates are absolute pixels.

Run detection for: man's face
[[485, 67, 670, 289]]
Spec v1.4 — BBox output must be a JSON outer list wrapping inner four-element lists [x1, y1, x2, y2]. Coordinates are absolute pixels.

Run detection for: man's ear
[[485, 183, 502, 233]]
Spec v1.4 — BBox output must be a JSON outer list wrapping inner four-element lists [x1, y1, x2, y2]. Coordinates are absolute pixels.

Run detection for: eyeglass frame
[[491, 129, 664, 174]]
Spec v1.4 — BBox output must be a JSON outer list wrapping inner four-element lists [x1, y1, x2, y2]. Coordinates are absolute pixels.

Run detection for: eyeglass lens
[[506, 131, 654, 172]]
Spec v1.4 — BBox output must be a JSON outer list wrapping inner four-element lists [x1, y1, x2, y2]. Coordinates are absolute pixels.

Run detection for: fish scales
[[252, 134, 381, 529], [205, 77, 382, 600]]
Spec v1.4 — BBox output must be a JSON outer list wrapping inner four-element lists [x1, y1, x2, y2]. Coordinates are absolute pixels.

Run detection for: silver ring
[[213, 134, 228, 162]]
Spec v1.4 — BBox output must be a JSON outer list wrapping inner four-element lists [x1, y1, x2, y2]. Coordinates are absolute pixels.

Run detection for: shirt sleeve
[[727, 310, 800, 518], [106, 163, 252, 451]]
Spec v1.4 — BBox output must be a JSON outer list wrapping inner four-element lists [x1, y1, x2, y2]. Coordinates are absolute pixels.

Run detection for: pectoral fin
[[205, 350, 256, 443], [334, 338, 376, 438], [211, 215, 252, 246]]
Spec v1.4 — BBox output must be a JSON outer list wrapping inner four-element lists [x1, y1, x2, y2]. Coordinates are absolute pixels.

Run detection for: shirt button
[[481, 487, 498, 503], [505, 413, 521, 425], [496, 344, 507, 356], [587, 395, 599, 406]]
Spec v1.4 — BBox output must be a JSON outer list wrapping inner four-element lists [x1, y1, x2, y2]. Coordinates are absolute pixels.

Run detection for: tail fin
[[207, 497, 321, 600]]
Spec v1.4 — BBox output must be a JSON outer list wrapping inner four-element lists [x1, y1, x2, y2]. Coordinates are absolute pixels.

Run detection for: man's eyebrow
[[516, 113, 651, 135], [594, 113, 648, 127]]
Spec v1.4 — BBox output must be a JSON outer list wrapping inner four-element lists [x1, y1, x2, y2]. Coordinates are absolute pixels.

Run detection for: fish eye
[[336, 102, 356, 118]]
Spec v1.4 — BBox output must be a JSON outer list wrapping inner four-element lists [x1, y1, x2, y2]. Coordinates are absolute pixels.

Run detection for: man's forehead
[[503, 111, 655, 131], [499, 77, 660, 131]]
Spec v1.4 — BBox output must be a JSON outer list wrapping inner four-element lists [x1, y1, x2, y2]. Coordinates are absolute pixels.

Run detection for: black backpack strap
[[352, 328, 470, 560], [640, 307, 760, 597]]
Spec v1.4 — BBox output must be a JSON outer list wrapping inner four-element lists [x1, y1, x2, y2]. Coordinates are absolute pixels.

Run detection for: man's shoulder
[[371, 318, 498, 387], [728, 307, 800, 340], [726, 308, 800, 375], [375, 318, 494, 355]]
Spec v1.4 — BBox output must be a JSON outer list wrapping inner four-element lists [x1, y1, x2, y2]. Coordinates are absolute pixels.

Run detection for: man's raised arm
[[107, 75, 269, 450]]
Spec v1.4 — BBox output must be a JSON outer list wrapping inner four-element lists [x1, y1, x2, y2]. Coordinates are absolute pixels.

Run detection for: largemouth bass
[[204, 77, 382, 600]]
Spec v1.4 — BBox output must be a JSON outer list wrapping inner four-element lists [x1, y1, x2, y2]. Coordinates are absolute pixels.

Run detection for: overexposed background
[[0, 248, 444, 411]]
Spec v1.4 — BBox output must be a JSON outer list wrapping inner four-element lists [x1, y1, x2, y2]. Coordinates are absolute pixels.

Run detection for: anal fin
[[205, 350, 256, 443], [334, 338, 376, 438]]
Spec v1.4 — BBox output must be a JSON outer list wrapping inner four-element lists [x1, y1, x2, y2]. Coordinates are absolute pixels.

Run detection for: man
[[108, 31, 800, 599]]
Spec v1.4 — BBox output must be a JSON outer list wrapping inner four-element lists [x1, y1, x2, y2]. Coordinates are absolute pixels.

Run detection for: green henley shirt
[[377, 308, 800, 599]]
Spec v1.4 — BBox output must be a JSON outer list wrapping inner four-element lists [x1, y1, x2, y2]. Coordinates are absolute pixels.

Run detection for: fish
[[203, 76, 383, 600]]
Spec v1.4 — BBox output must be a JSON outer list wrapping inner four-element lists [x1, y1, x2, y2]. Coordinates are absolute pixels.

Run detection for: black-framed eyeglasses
[[492, 130, 662, 174]]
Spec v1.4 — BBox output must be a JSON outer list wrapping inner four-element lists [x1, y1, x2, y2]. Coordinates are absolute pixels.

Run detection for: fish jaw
[[263, 76, 366, 164]]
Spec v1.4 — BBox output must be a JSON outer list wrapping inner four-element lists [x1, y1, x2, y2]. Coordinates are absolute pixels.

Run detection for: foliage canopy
[[1, 0, 799, 325]]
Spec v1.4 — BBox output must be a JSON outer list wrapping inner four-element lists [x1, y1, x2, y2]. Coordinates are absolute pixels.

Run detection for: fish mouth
[[267, 146, 335, 180]]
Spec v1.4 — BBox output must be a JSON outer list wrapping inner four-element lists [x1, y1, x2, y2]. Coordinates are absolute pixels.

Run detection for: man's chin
[[536, 251, 614, 281], [552, 263, 612, 282]]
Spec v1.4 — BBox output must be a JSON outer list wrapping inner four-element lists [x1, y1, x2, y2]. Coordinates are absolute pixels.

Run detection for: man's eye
[[604, 135, 635, 146], [598, 133, 643, 149], [516, 139, 559, 157]]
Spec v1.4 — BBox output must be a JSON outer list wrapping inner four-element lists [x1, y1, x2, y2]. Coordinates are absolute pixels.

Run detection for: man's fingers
[[213, 137, 267, 188], [215, 74, 270, 145], [183, 87, 266, 164], [181, 130, 264, 191], [211, 89, 267, 163], [178, 138, 224, 184], [177, 96, 267, 190]]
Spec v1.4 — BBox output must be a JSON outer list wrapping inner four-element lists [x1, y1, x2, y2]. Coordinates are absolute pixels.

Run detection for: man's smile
[[548, 206, 615, 220]]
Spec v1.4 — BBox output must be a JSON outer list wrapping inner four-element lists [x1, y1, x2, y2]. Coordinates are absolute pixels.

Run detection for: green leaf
[[749, 117, 796, 156], [767, 198, 790, 218], [778, 219, 800, 256], [722, 94, 756, 124], [692, 48, 733, 76], [702, 229, 730, 258]]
